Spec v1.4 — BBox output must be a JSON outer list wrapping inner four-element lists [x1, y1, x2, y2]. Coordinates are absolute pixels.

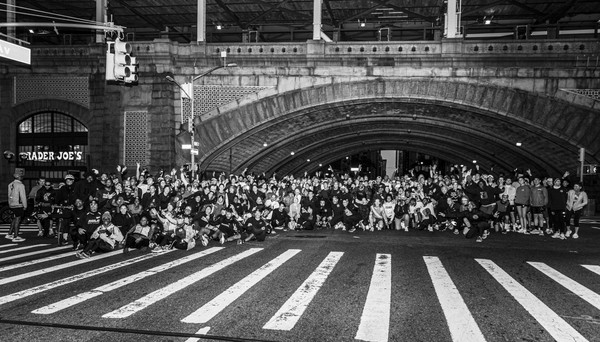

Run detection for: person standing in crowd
[[28, 177, 45, 236], [529, 176, 548, 236], [565, 182, 588, 239], [54, 174, 78, 245], [514, 175, 531, 233], [6, 172, 28, 242], [548, 178, 568, 240]]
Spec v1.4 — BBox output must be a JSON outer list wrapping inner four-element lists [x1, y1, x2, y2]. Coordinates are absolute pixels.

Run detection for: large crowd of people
[[5, 162, 590, 258]]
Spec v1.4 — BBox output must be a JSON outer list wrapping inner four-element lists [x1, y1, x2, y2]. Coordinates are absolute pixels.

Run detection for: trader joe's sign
[[20, 151, 83, 161]]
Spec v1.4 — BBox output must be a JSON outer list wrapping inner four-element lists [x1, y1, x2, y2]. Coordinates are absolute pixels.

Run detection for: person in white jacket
[[565, 182, 588, 239], [76, 211, 124, 258]]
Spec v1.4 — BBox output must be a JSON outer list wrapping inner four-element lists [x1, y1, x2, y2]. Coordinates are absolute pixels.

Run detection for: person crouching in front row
[[123, 214, 155, 253], [76, 211, 124, 258]]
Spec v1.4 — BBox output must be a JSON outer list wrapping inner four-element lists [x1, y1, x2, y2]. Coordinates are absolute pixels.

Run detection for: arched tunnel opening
[[197, 98, 593, 179]]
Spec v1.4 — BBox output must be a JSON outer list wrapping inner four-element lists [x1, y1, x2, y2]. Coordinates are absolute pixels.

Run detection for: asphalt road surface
[[0, 219, 599, 342]]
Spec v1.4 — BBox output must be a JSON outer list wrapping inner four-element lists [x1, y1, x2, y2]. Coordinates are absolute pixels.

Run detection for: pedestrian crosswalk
[[0, 243, 599, 342]]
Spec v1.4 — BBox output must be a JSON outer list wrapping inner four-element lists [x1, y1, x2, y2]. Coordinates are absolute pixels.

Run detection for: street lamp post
[[166, 63, 237, 179]]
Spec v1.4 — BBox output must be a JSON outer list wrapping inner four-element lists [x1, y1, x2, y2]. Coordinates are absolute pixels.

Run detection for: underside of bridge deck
[[196, 79, 600, 177]]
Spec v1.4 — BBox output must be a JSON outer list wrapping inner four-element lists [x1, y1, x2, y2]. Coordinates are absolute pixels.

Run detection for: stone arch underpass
[[195, 79, 600, 177]]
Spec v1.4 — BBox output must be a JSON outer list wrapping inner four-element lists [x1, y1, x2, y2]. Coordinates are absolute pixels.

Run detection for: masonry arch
[[9, 100, 91, 184], [196, 79, 600, 177]]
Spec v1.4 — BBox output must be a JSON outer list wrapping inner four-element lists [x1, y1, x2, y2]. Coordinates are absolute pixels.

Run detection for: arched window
[[16, 111, 88, 180]]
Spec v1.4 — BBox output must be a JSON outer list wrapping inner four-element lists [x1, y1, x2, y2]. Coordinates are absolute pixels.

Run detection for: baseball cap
[[65, 174, 75, 181]]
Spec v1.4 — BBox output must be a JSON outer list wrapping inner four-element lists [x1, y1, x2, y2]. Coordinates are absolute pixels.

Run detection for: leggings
[[550, 210, 566, 234]]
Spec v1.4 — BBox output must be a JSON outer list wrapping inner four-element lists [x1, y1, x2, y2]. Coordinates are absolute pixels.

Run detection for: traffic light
[[125, 56, 138, 83], [105, 41, 115, 81], [105, 38, 138, 84], [114, 38, 132, 81]]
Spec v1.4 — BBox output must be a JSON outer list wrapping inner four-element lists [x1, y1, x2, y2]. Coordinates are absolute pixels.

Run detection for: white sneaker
[[565, 230, 572, 238], [201, 235, 208, 247], [551, 232, 560, 239], [538, 230, 544, 236], [5, 234, 14, 240], [573, 233, 579, 239], [12, 236, 25, 242], [559, 233, 566, 240], [219, 234, 225, 245], [37, 231, 43, 237]]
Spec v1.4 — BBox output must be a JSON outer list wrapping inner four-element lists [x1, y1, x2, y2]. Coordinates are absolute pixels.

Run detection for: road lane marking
[[32, 247, 224, 315], [0, 244, 17, 249], [424, 256, 486, 342], [354, 253, 391, 342], [184, 327, 211, 342], [0, 251, 162, 306], [476, 259, 588, 342], [182, 249, 301, 324], [102, 248, 263, 319], [581, 264, 600, 276], [0, 250, 125, 286], [0, 251, 73, 273], [0, 245, 70, 263], [263, 251, 343, 331], [0, 244, 49, 255], [529, 262, 600, 311]]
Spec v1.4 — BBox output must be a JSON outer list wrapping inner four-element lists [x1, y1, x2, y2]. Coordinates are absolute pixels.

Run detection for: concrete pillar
[[96, 0, 106, 43], [197, 0, 206, 42], [313, 0, 322, 40]]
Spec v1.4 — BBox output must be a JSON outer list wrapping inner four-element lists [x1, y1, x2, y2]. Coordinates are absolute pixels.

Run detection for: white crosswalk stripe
[[102, 248, 263, 319], [0, 244, 49, 255], [182, 249, 301, 324], [355, 253, 392, 342], [0, 249, 122, 286], [476, 259, 589, 342], [0, 244, 18, 249], [582, 264, 600, 276], [0, 245, 70, 263], [528, 262, 600, 311], [32, 247, 223, 315], [424, 256, 486, 342], [263, 251, 343, 331], [0, 242, 598, 342], [0, 251, 164, 306], [0, 250, 74, 273]]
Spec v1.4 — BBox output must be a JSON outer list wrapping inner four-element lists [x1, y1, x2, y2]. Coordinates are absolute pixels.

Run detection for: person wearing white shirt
[[565, 182, 588, 239]]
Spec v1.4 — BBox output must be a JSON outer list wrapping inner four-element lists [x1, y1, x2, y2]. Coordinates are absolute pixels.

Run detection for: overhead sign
[[0, 39, 31, 65]]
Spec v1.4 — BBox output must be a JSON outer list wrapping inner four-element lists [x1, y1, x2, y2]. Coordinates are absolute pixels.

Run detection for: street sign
[[0, 39, 31, 65], [191, 148, 199, 155]]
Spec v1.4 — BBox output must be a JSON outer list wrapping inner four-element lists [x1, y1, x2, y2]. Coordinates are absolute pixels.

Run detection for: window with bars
[[16, 111, 89, 171]]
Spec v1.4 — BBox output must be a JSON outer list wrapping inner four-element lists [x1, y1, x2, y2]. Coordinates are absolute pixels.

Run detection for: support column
[[445, 0, 461, 38], [197, 0, 206, 42], [312, 0, 322, 40], [96, 0, 106, 43]]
